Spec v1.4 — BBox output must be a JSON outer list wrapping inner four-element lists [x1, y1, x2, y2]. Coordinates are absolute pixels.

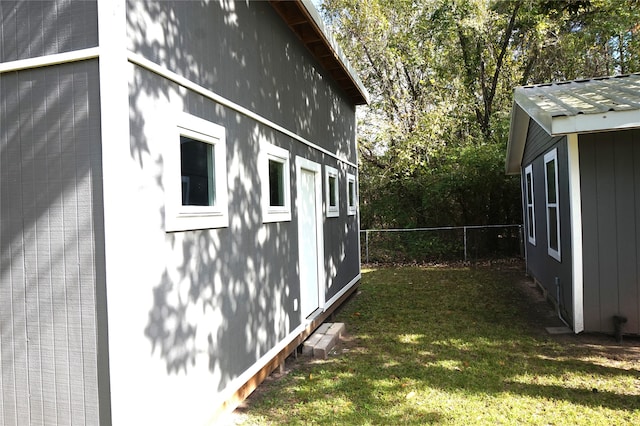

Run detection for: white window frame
[[347, 173, 357, 216], [524, 164, 536, 245], [165, 112, 228, 232], [544, 149, 561, 261], [325, 165, 339, 218], [260, 141, 291, 223]]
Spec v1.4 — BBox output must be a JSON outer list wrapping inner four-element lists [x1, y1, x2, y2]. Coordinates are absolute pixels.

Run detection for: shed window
[[347, 173, 357, 216], [544, 149, 560, 261], [269, 159, 285, 207], [165, 113, 228, 232], [181, 136, 215, 206], [325, 166, 339, 217], [524, 164, 535, 245], [261, 142, 291, 223]]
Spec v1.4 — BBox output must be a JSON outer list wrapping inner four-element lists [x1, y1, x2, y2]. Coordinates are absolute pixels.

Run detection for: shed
[[506, 73, 640, 336], [0, 1, 368, 424]]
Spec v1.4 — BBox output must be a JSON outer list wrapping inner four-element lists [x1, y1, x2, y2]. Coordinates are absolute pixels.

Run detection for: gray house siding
[[126, 0, 357, 164], [131, 68, 300, 385], [0, 0, 98, 62], [521, 118, 564, 166], [0, 60, 104, 425], [130, 31, 360, 395], [579, 130, 640, 334], [522, 120, 573, 323], [116, 2, 361, 421], [1, 1, 362, 423]]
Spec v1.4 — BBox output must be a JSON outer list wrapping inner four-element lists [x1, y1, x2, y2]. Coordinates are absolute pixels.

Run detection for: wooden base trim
[[211, 278, 360, 422]]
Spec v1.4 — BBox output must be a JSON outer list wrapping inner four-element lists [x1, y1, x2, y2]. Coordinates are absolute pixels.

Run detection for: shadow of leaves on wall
[[127, 0, 360, 392]]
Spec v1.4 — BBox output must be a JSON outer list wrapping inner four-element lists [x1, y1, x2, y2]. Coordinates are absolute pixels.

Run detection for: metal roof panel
[[517, 73, 640, 120], [506, 73, 640, 174]]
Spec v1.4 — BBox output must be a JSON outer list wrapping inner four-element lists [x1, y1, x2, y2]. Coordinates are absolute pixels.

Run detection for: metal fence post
[[365, 230, 370, 264], [519, 224, 524, 258], [463, 226, 468, 262]]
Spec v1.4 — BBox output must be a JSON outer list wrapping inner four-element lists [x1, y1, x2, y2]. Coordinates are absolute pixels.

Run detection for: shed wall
[[522, 120, 573, 323], [126, 0, 357, 165], [0, 0, 98, 62], [103, 2, 360, 423], [579, 130, 640, 334], [522, 118, 564, 166], [0, 60, 105, 425]]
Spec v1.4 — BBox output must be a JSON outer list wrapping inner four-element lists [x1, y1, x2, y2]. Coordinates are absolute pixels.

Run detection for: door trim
[[295, 157, 325, 321]]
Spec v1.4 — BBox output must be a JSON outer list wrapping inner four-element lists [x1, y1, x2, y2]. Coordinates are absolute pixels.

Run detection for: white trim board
[[0, 47, 100, 74], [126, 51, 358, 170], [296, 156, 326, 316], [567, 134, 584, 333], [97, 0, 131, 424], [0, 49, 359, 170]]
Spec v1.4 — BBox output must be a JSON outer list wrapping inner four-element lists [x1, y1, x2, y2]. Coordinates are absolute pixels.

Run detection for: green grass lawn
[[237, 264, 640, 425]]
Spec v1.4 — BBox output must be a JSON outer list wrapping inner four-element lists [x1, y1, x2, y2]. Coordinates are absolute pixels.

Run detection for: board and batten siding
[[522, 120, 574, 323], [0, 60, 105, 425], [579, 130, 640, 334], [0, 0, 98, 62]]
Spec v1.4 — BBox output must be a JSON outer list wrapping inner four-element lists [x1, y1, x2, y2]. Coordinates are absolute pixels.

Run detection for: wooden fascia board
[[269, 0, 369, 105], [505, 101, 530, 175]]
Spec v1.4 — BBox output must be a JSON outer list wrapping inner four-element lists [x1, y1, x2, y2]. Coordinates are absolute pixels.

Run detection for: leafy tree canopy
[[321, 0, 640, 229]]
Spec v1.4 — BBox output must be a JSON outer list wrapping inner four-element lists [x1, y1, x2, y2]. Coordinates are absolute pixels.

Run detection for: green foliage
[[321, 0, 640, 230], [360, 141, 521, 229]]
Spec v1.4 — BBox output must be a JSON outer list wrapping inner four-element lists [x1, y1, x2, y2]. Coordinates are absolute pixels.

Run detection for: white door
[[297, 158, 323, 319]]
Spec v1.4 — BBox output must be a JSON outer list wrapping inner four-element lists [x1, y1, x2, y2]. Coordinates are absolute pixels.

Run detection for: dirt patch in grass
[[225, 261, 640, 425]]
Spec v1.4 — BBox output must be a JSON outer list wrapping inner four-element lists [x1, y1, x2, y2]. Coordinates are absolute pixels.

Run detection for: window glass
[[269, 159, 285, 207], [524, 164, 535, 245], [261, 141, 291, 223], [347, 173, 357, 216], [548, 206, 558, 251], [329, 175, 337, 207], [546, 159, 556, 203], [181, 136, 215, 206], [544, 149, 560, 261], [165, 113, 228, 232], [325, 166, 339, 217], [348, 180, 355, 207]]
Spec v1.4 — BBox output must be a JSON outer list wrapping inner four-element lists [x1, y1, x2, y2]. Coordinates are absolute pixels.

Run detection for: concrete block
[[313, 334, 337, 359], [326, 323, 345, 338], [316, 323, 332, 334], [302, 333, 322, 355], [545, 326, 572, 335]]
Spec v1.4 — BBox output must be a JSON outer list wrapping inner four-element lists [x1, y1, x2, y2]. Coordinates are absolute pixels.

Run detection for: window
[[347, 173, 357, 216], [165, 113, 228, 232], [524, 164, 535, 245], [261, 142, 291, 222], [544, 149, 560, 261], [181, 136, 215, 206], [325, 165, 339, 217]]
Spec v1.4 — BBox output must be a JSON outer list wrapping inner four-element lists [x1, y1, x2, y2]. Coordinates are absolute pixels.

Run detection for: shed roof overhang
[[269, 0, 369, 106], [505, 73, 640, 175]]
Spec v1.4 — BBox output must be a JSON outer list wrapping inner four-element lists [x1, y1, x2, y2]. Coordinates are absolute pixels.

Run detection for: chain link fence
[[360, 224, 524, 264]]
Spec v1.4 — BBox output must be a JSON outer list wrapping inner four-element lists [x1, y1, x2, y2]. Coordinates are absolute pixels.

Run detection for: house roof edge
[[269, 0, 370, 105]]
